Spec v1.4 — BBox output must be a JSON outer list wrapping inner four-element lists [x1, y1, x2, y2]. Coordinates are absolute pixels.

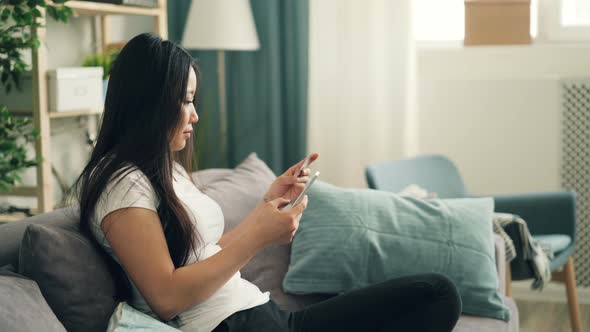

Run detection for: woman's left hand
[[263, 153, 320, 203]]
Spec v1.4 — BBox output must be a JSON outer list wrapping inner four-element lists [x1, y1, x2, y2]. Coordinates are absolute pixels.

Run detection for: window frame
[[414, 0, 590, 44], [538, 0, 590, 42]]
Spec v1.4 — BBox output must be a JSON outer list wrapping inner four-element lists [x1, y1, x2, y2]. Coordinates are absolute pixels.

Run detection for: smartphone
[[296, 154, 313, 177], [281, 171, 320, 211]]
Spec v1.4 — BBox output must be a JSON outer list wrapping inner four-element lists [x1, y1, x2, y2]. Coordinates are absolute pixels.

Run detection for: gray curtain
[[168, 0, 309, 173]]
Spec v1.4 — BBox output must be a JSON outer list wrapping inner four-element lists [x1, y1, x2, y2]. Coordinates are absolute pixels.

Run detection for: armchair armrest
[[494, 234, 506, 296], [493, 191, 577, 241]]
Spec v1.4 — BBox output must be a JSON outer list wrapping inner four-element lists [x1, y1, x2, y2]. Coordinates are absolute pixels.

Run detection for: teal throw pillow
[[106, 302, 181, 331], [282, 181, 510, 321]]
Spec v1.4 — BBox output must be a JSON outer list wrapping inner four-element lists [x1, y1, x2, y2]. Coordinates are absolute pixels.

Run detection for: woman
[[72, 33, 461, 332]]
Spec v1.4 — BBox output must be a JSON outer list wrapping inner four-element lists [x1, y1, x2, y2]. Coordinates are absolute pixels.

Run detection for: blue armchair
[[365, 154, 584, 332]]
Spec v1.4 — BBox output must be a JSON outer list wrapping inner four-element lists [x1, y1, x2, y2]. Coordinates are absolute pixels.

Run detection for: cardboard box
[[464, 0, 531, 46]]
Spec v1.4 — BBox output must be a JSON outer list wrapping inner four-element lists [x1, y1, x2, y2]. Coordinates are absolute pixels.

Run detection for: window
[[538, 0, 590, 41], [413, 0, 464, 41], [561, 0, 590, 26], [413, 0, 538, 42]]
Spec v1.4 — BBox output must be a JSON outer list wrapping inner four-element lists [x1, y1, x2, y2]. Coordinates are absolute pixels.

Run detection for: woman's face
[[170, 67, 198, 152]]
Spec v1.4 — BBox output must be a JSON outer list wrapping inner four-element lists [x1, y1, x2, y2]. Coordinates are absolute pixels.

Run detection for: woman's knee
[[423, 273, 462, 317], [415, 273, 462, 331], [424, 273, 457, 293]]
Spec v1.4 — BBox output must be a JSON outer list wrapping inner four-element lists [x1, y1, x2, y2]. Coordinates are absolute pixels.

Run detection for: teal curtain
[[168, 0, 309, 173]]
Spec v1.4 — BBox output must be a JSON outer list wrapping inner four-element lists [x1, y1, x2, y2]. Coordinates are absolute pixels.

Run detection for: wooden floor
[[516, 300, 590, 332]]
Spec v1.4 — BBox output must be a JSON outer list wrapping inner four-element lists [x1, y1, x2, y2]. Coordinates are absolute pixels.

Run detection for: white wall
[[307, 3, 590, 196], [307, 0, 415, 188], [1, 15, 152, 209], [417, 44, 590, 195], [418, 44, 590, 290]]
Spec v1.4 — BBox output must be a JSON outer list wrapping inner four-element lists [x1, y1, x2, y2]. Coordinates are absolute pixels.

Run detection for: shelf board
[[49, 109, 102, 118], [66, 1, 161, 16], [7, 109, 34, 116], [0, 186, 37, 197], [8, 109, 102, 118]]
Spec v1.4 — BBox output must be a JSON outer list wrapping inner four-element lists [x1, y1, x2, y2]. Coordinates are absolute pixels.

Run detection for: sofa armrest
[[494, 234, 506, 296]]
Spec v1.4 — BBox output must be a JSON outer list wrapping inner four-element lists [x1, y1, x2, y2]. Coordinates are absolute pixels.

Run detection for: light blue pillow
[[106, 302, 181, 331], [283, 181, 510, 321]]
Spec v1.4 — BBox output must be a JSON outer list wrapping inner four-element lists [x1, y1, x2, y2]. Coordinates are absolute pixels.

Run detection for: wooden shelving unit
[[9, 109, 104, 118], [0, 0, 168, 213], [67, 1, 162, 16]]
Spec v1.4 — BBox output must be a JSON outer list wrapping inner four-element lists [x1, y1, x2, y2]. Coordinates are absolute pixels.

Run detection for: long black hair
[[69, 33, 202, 300]]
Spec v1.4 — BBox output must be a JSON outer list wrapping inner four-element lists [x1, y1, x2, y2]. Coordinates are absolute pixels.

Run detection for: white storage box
[[47, 67, 104, 112]]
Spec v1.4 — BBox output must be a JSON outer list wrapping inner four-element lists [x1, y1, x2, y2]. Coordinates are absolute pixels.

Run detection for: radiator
[[561, 78, 590, 287]]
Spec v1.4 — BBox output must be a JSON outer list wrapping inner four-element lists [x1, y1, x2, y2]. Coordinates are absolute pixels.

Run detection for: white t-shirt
[[90, 162, 270, 332]]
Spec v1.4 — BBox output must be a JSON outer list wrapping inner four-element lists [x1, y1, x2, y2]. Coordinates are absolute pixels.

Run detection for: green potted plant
[[0, 105, 40, 191], [81, 48, 120, 101], [0, 1, 72, 195], [0, 0, 73, 94]]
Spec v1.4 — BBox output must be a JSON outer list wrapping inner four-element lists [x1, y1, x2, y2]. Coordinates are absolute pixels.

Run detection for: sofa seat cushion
[[454, 296, 519, 332], [0, 271, 66, 332]]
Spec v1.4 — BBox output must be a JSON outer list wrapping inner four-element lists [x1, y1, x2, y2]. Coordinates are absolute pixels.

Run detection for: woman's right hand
[[248, 195, 309, 248]]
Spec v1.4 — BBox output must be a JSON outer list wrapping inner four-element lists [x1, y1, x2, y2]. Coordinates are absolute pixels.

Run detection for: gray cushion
[[193, 168, 234, 188], [196, 153, 276, 232], [0, 208, 77, 269], [195, 153, 333, 311], [0, 271, 66, 332], [18, 222, 117, 332]]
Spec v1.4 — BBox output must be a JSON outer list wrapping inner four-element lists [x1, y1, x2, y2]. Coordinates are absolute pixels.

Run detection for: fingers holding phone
[[255, 170, 317, 247], [263, 152, 320, 204], [284, 153, 319, 178], [281, 194, 308, 243], [281, 171, 319, 211]]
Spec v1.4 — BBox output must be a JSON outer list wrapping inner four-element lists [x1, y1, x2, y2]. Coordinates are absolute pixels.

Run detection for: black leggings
[[212, 273, 462, 332]]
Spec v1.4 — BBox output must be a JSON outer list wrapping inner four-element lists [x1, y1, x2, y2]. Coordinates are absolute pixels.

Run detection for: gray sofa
[[0, 155, 519, 331]]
